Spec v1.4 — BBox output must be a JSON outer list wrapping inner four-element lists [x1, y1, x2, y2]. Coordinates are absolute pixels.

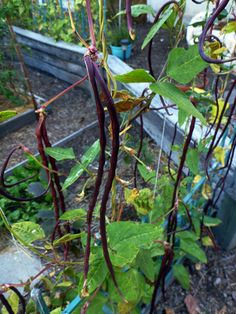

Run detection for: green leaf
[[150, 82, 207, 125], [2, 291, 19, 314], [180, 239, 207, 263], [45, 147, 75, 161], [86, 259, 108, 293], [107, 221, 163, 264], [62, 140, 100, 190], [222, 21, 236, 34], [125, 188, 154, 215], [12, 221, 45, 244], [86, 293, 107, 314], [108, 268, 144, 303], [60, 208, 86, 221], [53, 233, 83, 246], [173, 264, 190, 290], [0, 110, 17, 122], [186, 148, 199, 175], [178, 109, 188, 127], [137, 164, 156, 184], [56, 281, 72, 288], [166, 45, 208, 84], [203, 216, 222, 227], [136, 249, 156, 281], [115, 4, 155, 18], [142, 7, 172, 49], [115, 69, 155, 83], [110, 242, 139, 267], [176, 231, 199, 241]]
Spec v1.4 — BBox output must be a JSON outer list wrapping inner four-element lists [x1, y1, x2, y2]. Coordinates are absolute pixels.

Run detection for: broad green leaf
[[115, 4, 155, 18], [0, 110, 17, 122], [115, 69, 155, 83], [45, 147, 75, 161], [186, 148, 199, 175], [136, 249, 156, 281], [173, 264, 190, 290], [110, 242, 139, 267], [2, 291, 19, 314], [142, 7, 172, 49], [150, 82, 207, 125], [108, 221, 162, 251], [62, 140, 100, 190], [86, 293, 107, 314], [176, 231, 199, 241], [180, 239, 207, 263], [203, 216, 221, 227], [12, 221, 45, 244], [108, 268, 144, 303], [166, 45, 208, 84], [86, 259, 108, 294], [60, 208, 86, 221], [53, 233, 83, 246]]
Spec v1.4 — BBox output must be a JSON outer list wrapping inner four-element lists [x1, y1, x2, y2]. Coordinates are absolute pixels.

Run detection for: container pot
[[110, 44, 132, 61]]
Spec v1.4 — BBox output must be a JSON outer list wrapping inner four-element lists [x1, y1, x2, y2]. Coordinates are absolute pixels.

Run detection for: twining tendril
[[198, 0, 236, 64]]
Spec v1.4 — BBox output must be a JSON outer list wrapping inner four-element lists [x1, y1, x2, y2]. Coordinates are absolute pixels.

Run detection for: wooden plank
[[25, 48, 87, 76], [16, 34, 85, 66], [23, 54, 90, 92]]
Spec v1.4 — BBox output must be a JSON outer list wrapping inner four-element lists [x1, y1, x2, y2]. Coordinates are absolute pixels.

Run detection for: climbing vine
[[0, 0, 235, 313]]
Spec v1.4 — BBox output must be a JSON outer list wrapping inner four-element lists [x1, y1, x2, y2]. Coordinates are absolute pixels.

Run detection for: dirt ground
[[0, 68, 97, 167]]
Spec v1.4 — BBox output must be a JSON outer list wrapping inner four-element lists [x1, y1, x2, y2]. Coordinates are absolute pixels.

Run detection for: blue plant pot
[[110, 44, 132, 61]]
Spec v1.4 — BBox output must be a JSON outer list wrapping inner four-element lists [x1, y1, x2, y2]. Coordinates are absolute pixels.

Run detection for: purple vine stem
[[93, 63, 126, 300], [86, 0, 96, 49], [126, 0, 135, 40], [147, 0, 180, 78], [83, 56, 106, 292], [198, 0, 236, 64]]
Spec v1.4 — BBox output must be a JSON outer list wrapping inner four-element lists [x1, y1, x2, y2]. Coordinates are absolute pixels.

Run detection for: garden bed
[[0, 67, 97, 168]]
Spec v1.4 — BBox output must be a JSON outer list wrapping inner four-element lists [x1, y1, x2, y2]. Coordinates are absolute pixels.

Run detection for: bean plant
[[0, 0, 235, 313]]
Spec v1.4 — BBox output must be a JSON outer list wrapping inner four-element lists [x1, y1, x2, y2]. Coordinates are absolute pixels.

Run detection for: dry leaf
[[184, 294, 201, 314], [165, 308, 176, 314], [216, 306, 227, 314]]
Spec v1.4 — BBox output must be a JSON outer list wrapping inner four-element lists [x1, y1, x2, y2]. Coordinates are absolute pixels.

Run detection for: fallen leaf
[[165, 308, 176, 314], [216, 306, 227, 314], [184, 294, 201, 314]]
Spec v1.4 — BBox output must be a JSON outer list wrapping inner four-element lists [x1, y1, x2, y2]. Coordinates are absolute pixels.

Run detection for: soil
[[0, 66, 97, 167], [154, 247, 236, 314], [126, 23, 187, 76]]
